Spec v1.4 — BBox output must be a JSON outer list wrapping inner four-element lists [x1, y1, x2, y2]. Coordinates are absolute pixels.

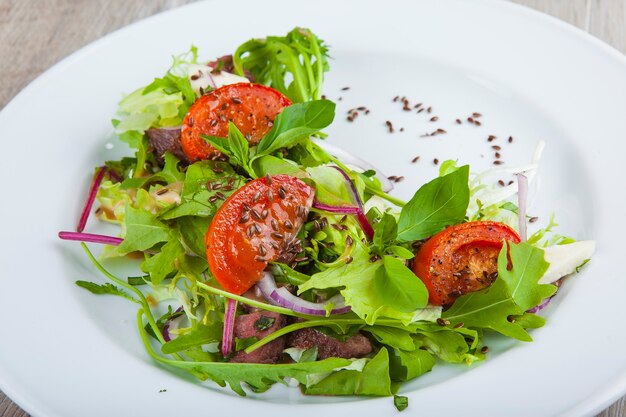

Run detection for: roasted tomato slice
[[205, 174, 314, 294], [181, 83, 292, 162], [413, 221, 521, 306]]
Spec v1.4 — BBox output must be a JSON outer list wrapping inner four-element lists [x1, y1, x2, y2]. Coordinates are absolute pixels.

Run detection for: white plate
[[1, 1, 625, 416]]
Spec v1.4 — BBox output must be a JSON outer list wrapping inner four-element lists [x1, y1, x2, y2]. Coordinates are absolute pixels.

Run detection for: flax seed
[[411, 156, 420, 163], [430, 116, 439, 122]]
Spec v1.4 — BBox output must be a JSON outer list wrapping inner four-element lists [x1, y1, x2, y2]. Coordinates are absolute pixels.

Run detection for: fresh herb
[[233, 28, 329, 103], [394, 395, 409, 412], [254, 316, 276, 331]]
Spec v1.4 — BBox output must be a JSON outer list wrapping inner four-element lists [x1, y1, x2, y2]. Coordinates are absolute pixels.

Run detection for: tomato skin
[[413, 221, 521, 306], [205, 175, 314, 294], [181, 83, 292, 162]]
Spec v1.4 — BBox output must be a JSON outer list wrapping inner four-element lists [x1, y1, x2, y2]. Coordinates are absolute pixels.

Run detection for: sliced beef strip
[[230, 311, 287, 364], [145, 127, 188, 165], [288, 328, 373, 360]]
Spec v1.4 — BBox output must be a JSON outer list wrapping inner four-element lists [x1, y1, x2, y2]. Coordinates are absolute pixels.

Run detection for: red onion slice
[[77, 167, 107, 232], [517, 173, 528, 242], [312, 138, 394, 192], [162, 306, 185, 342], [256, 272, 351, 316], [312, 202, 361, 214], [58, 231, 123, 246], [222, 298, 237, 357], [331, 166, 375, 240]]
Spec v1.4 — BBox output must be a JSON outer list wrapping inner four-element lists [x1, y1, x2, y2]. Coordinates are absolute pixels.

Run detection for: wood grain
[[0, 1, 624, 416]]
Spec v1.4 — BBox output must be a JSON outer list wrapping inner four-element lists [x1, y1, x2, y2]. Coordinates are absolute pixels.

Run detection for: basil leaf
[[255, 100, 335, 157], [201, 122, 250, 172], [397, 165, 470, 241]]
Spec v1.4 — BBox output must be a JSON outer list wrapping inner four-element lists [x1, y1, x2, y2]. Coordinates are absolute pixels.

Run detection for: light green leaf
[[142, 239, 185, 285], [118, 205, 171, 254], [305, 348, 394, 396], [374, 256, 428, 313], [498, 242, 555, 310], [161, 322, 222, 354]]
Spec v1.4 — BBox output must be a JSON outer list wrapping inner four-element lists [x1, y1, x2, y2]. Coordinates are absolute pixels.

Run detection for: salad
[[58, 28, 595, 410]]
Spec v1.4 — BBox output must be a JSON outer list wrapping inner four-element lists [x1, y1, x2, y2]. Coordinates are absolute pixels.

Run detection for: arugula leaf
[[161, 322, 222, 354], [233, 28, 329, 103], [75, 280, 139, 304], [498, 242, 554, 310], [443, 242, 555, 341], [304, 348, 394, 396], [141, 239, 185, 286], [397, 165, 470, 241], [201, 122, 253, 175], [138, 310, 351, 396], [255, 100, 335, 157], [374, 256, 428, 313], [117, 205, 171, 254]]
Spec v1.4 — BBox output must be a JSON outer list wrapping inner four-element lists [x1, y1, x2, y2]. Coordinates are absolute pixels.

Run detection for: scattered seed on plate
[[411, 155, 421, 163], [492, 145, 501, 150], [498, 180, 505, 186], [529, 216, 539, 223], [430, 116, 439, 122], [341, 86, 350, 91], [434, 158, 440, 165], [508, 136, 514, 143], [385, 120, 394, 133], [456, 118, 462, 124], [493, 160, 504, 165]]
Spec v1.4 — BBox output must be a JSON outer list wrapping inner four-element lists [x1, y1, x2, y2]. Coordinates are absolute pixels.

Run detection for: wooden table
[[0, 0, 624, 416]]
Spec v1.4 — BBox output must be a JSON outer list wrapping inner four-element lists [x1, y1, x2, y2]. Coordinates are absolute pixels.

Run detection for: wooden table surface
[[0, 0, 624, 416]]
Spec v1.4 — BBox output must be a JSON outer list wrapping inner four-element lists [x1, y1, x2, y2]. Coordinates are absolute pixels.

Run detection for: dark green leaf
[[394, 395, 409, 411], [235, 337, 259, 351], [397, 166, 470, 241], [255, 100, 335, 157]]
